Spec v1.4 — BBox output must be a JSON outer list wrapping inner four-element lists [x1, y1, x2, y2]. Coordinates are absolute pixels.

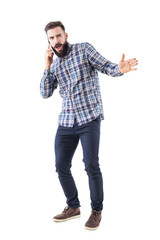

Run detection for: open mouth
[[55, 44, 62, 51]]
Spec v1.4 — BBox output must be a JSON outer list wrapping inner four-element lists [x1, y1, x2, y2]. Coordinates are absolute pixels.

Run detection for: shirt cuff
[[44, 69, 50, 75], [115, 64, 124, 76]]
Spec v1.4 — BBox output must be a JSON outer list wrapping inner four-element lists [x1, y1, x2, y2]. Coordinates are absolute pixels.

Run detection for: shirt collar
[[65, 42, 72, 56]]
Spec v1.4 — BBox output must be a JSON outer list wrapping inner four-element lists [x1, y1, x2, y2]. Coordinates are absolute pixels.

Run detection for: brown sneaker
[[85, 210, 102, 230], [53, 206, 80, 222]]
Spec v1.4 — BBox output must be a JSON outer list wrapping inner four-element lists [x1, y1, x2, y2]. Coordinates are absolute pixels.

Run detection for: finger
[[46, 47, 53, 54], [46, 51, 52, 57], [126, 58, 137, 63], [130, 68, 137, 71], [130, 59, 138, 64], [48, 52, 53, 57], [121, 53, 125, 62], [46, 50, 53, 58], [130, 61, 138, 67]]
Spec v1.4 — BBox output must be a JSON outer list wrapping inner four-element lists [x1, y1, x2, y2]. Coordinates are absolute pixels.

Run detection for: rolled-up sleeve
[[85, 42, 123, 77]]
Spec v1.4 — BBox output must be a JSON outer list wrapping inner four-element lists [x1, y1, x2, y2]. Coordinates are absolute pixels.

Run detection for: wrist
[[118, 65, 122, 74], [118, 65, 124, 74], [45, 66, 50, 71]]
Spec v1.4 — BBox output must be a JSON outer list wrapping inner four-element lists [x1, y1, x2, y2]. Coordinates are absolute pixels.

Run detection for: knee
[[84, 161, 101, 177], [55, 158, 71, 175]]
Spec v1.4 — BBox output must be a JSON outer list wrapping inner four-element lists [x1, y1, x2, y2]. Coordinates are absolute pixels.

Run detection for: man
[[40, 21, 138, 230]]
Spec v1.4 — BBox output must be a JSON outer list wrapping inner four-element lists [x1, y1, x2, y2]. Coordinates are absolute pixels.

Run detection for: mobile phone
[[48, 40, 54, 53]]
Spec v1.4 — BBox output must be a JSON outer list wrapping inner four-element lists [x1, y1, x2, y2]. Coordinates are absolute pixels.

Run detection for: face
[[47, 27, 68, 57]]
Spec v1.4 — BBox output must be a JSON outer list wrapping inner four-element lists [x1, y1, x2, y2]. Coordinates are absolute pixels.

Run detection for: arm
[[85, 42, 123, 77], [40, 46, 58, 98], [85, 43, 138, 76], [40, 69, 58, 98]]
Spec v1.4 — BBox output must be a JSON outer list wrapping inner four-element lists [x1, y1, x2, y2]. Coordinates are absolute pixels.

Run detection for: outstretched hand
[[118, 54, 138, 74]]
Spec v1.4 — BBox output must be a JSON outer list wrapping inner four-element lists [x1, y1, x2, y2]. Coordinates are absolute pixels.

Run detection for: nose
[[54, 36, 60, 45]]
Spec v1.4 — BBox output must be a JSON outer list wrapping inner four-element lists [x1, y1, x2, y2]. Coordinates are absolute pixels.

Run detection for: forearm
[[86, 42, 123, 77], [103, 62, 124, 77], [40, 69, 58, 98]]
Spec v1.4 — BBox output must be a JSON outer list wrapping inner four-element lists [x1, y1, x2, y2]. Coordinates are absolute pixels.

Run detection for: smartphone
[[48, 40, 54, 53]]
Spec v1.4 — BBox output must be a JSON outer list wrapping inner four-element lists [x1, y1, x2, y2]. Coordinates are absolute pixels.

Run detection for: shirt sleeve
[[40, 68, 58, 98], [85, 42, 123, 77]]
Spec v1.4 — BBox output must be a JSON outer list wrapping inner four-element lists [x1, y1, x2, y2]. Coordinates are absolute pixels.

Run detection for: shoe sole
[[53, 214, 80, 222], [85, 226, 99, 230]]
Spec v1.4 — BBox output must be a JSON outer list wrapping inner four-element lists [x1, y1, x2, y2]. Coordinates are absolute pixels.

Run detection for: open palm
[[118, 54, 138, 74]]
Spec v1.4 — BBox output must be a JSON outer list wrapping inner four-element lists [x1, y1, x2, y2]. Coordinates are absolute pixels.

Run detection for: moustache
[[55, 43, 63, 48]]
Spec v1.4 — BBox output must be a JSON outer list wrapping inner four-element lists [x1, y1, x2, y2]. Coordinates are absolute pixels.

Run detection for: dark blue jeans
[[54, 116, 103, 211]]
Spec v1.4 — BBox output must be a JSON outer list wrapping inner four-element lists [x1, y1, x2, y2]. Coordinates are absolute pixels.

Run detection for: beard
[[52, 41, 69, 58]]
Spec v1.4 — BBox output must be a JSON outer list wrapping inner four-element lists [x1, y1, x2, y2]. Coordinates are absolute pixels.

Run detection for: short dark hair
[[44, 21, 65, 33]]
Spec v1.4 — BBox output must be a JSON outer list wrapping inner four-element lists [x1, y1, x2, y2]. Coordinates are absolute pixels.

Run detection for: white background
[[0, 0, 160, 239]]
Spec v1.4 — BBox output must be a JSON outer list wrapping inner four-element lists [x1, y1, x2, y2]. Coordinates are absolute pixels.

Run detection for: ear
[[65, 32, 68, 40]]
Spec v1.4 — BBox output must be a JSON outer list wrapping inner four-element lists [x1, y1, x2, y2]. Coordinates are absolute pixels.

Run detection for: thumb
[[121, 53, 125, 62]]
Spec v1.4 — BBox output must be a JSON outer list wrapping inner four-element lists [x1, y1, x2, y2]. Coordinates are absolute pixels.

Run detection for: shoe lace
[[89, 210, 100, 222], [63, 206, 69, 213]]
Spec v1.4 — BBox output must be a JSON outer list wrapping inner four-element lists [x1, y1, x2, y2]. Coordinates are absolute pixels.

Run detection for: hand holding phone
[[48, 41, 54, 53], [44, 45, 54, 70]]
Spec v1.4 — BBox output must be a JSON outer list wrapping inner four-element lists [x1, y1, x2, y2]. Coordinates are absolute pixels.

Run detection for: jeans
[[54, 115, 103, 211]]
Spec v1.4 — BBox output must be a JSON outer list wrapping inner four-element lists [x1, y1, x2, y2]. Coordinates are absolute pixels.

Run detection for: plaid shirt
[[40, 42, 123, 127]]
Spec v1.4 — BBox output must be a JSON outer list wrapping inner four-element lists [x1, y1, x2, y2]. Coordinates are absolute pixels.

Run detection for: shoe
[[53, 206, 80, 222], [85, 210, 102, 230]]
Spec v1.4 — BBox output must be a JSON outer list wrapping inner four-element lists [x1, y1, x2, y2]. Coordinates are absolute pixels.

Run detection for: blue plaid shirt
[[40, 42, 123, 127]]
